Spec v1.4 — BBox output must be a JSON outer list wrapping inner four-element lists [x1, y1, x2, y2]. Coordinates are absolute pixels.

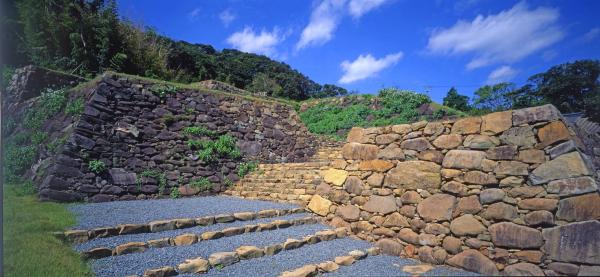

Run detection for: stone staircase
[[225, 146, 342, 205]]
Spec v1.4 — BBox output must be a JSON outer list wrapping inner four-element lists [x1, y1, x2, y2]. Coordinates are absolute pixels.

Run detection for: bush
[[149, 84, 177, 98], [170, 187, 181, 199], [88, 160, 106, 174], [3, 143, 37, 184], [138, 169, 167, 193], [182, 125, 216, 137], [193, 135, 241, 163], [31, 132, 48, 144], [24, 88, 68, 129], [189, 177, 212, 191], [65, 97, 85, 116], [238, 161, 258, 178]]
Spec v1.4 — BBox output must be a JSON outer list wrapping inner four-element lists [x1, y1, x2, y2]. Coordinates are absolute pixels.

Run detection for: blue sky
[[117, 0, 600, 102]]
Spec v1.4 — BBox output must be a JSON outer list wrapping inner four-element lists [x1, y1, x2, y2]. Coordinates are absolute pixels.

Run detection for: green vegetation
[[443, 87, 470, 111], [238, 161, 259, 178], [31, 132, 48, 145], [24, 88, 67, 129], [149, 84, 177, 98], [193, 135, 242, 163], [3, 186, 92, 277], [182, 125, 217, 137], [65, 97, 85, 116], [137, 170, 168, 194], [189, 177, 212, 191], [6, 0, 345, 100], [3, 143, 37, 183], [300, 88, 462, 139], [170, 187, 181, 199], [87, 160, 106, 174]]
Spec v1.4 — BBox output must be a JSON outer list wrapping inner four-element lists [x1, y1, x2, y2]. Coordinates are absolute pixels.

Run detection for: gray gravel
[[69, 196, 298, 229], [199, 237, 372, 277], [91, 223, 332, 277], [76, 213, 312, 251], [327, 254, 479, 276]]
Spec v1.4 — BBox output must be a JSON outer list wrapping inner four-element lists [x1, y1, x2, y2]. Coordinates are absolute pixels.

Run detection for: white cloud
[[427, 2, 563, 70], [188, 8, 201, 21], [296, 0, 346, 50], [226, 27, 284, 56], [339, 52, 403, 84], [219, 10, 236, 27], [348, 0, 389, 18], [582, 27, 600, 42], [486, 65, 517, 84]]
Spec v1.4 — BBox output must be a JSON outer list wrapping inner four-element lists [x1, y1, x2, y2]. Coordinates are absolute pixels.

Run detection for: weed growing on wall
[[65, 97, 85, 116], [192, 134, 242, 163], [24, 88, 68, 129], [189, 177, 212, 191], [88, 160, 106, 174], [149, 84, 177, 98], [238, 161, 258, 178], [137, 170, 168, 194], [182, 125, 217, 137]]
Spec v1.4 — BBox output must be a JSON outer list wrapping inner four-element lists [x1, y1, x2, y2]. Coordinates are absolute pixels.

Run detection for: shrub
[[3, 143, 37, 184], [47, 137, 67, 153], [24, 88, 68, 129], [149, 84, 177, 98], [138, 169, 167, 193], [88, 160, 106, 174], [193, 135, 241, 163], [182, 126, 216, 137], [65, 97, 85, 116], [31, 132, 48, 145], [170, 187, 181, 199], [189, 177, 212, 191], [238, 161, 258, 178]]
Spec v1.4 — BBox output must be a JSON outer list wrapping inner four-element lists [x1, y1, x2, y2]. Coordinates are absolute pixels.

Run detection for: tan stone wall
[[307, 104, 600, 275]]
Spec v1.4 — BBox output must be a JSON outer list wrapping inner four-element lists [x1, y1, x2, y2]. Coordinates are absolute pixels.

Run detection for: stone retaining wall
[[38, 73, 318, 202], [307, 104, 600, 275]]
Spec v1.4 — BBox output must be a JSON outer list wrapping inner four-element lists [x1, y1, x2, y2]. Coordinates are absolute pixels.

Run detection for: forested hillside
[[1, 0, 347, 100]]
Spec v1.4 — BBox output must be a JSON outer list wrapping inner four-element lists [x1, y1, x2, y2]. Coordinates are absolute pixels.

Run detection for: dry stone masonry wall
[[306, 104, 600, 275], [38, 74, 318, 202]]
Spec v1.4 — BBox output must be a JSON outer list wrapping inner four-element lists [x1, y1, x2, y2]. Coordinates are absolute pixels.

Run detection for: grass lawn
[[3, 186, 92, 277]]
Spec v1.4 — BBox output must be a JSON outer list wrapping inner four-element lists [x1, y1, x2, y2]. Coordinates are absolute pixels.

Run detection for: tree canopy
[[443, 87, 469, 111]]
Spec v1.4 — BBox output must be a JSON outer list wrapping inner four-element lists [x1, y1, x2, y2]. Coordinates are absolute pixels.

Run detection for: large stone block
[[321, 169, 348, 186], [450, 215, 485, 236], [451, 117, 482, 134], [432, 134, 463, 149], [347, 127, 374, 143], [362, 195, 398, 215], [481, 111, 512, 135], [538, 121, 571, 147], [488, 222, 543, 249], [499, 126, 537, 148], [357, 160, 394, 172], [512, 104, 560, 126], [446, 249, 499, 276], [384, 161, 441, 189], [542, 220, 600, 264], [556, 193, 600, 222], [417, 194, 456, 222], [530, 152, 592, 185], [307, 195, 332, 216], [442, 150, 486, 170], [400, 138, 432, 151], [336, 205, 360, 222], [546, 176, 598, 197], [341, 142, 379, 160], [463, 135, 499, 149]]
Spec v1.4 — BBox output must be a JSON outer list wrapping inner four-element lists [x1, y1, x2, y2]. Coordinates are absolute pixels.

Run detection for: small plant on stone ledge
[[223, 178, 234, 187], [189, 177, 212, 191], [149, 84, 177, 98], [194, 135, 242, 163], [31, 131, 49, 145], [138, 169, 167, 194], [182, 125, 216, 137], [88, 160, 106, 174], [162, 114, 176, 126], [65, 97, 85, 116], [237, 161, 259, 178], [170, 187, 181, 199]]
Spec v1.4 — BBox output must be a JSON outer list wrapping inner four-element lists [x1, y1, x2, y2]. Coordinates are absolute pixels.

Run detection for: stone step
[[278, 248, 377, 277], [139, 227, 350, 276], [62, 208, 305, 244], [80, 216, 321, 260]]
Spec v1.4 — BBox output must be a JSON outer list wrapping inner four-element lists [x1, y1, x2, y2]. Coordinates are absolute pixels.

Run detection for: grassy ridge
[[2, 187, 91, 277]]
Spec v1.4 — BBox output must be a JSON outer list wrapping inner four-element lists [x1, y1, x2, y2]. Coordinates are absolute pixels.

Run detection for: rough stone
[[456, 195, 482, 215], [547, 262, 580, 276], [82, 247, 113, 260], [178, 257, 210, 274], [375, 134, 400, 145], [336, 205, 360, 222], [114, 242, 148, 255], [463, 171, 497, 185], [400, 191, 423, 204], [524, 210, 554, 226], [398, 228, 420, 245], [307, 195, 332, 216], [362, 195, 397, 215], [400, 138, 432, 151], [556, 193, 600, 221], [317, 261, 339, 273], [463, 135, 500, 149], [417, 150, 444, 164], [424, 122, 445, 135], [481, 111, 512, 135], [483, 202, 518, 221], [479, 188, 505, 204], [489, 222, 543, 249], [500, 126, 537, 148], [441, 181, 468, 196], [385, 161, 441, 189], [347, 127, 374, 143], [512, 104, 560, 125], [518, 149, 546, 164], [322, 169, 348, 186], [366, 173, 384, 187], [548, 140, 577, 159], [517, 198, 558, 211], [446, 249, 500, 276], [382, 212, 410, 228], [538, 121, 571, 147], [508, 186, 544, 198], [377, 144, 405, 160], [357, 160, 394, 172], [579, 265, 600, 276], [417, 194, 456, 222], [451, 117, 482, 134], [443, 236, 462, 254], [504, 263, 544, 276], [442, 150, 486, 170], [432, 134, 463, 149], [513, 250, 544, 264], [375, 238, 404, 256], [343, 176, 364, 195], [450, 214, 486, 236], [173, 233, 198, 246], [495, 161, 529, 176], [143, 266, 177, 277], [530, 152, 591, 185], [546, 176, 598, 197], [208, 252, 239, 266], [334, 256, 355, 266], [342, 142, 379, 160], [149, 220, 176, 233], [486, 145, 517, 160], [235, 245, 264, 259]]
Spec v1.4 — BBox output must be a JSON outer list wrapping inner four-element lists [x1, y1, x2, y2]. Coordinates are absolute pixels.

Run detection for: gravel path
[[69, 196, 298, 229], [327, 254, 479, 276], [91, 223, 332, 277], [197, 237, 372, 277], [75, 213, 311, 251]]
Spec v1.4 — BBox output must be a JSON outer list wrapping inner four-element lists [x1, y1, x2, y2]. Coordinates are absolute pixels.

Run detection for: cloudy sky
[[117, 0, 600, 102]]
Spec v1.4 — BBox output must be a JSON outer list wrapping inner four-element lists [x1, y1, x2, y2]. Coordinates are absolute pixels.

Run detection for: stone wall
[[306, 104, 600, 275], [4, 65, 86, 105], [38, 73, 318, 202]]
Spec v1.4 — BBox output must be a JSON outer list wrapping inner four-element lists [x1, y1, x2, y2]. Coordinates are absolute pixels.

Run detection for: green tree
[[526, 60, 600, 113], [247, 73, 282, 96], [443, 87, 469, 111], [472, 82, 515, 112]]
